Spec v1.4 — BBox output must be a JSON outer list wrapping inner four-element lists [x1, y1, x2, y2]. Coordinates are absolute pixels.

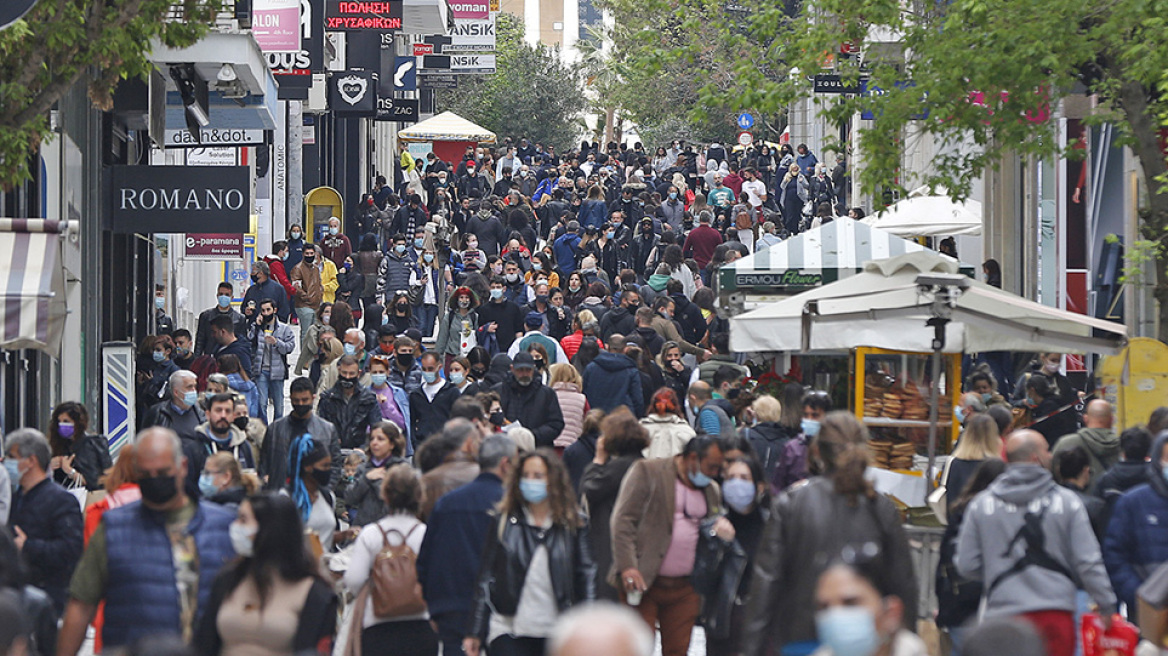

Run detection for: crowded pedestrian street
[[1, 1, 1167, 655]]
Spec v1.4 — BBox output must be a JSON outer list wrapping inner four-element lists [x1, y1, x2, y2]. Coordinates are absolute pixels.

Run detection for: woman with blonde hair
[[943, 413, 1002, 515], [742, 395, 798, 482], [199, 451, 259, 506], [549, 363, 588, 452], [560, 309, 597, 361], [464, 449, 596, 656]]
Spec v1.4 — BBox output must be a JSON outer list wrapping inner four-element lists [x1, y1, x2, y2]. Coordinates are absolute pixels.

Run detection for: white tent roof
[[730, 252, 1127, 354], [397, 111, 497, 143], [862, 195, 983, 236]]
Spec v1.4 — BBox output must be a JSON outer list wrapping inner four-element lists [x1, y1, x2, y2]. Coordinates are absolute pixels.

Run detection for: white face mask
[[229, 522, 257, 557]]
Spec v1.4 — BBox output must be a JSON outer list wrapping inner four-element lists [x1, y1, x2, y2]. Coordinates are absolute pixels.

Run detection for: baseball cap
[[512, 352, 536, 369]]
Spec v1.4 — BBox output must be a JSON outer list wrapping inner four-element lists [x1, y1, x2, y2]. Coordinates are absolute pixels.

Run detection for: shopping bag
[[1080, 612, 1139, 656]]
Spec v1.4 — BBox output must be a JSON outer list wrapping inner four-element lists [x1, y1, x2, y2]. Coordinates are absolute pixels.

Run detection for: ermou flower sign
[[105, 165, 251, 234], [185, 234, 245, 260], [325, 0, 402, 30]]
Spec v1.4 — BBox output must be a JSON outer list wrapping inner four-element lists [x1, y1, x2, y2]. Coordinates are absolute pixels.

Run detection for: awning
[[718, 218, 971, 294], [397, 111, 496, 143], [862, 195, 983, 237], [0, 219, 69, 355]]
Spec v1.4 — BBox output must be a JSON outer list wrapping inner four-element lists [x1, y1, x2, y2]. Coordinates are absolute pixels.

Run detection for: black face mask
[[338, 376, 358, 389], [310, 468, 332, 488], [139, 475, 179, 505], [490, 411, 505, 427], [397, 353, 415, 368], [233, 416, 250, 430], [291, 403, 313, 419], [302, 255, 315, 264]]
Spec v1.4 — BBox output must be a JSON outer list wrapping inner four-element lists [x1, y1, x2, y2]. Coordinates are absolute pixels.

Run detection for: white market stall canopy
[[396, 111, 496, 143], [718, 217, 971, 294], [730, 252, 1127, 355], [863, 195, 983, 237]]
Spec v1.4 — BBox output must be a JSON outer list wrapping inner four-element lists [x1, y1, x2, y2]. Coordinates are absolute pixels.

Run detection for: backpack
[[370, 523, 426, 618]]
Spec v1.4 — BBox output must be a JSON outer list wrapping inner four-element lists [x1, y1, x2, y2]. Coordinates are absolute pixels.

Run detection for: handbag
[[927, 458, 954, 525], [691, 514, 728, 596], [692, 513, 749, 640]]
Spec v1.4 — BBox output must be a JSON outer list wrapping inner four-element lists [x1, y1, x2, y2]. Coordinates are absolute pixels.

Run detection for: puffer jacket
[[582, 351, 644, 417], [377, 251, 415, 300], [1104, 432, 1168, 611], [468, 511, 597, 639], [552, 381, 588, 449], [343, 457, 408, 526], [742, 422, 797, 482], [741, 477, 918, 653], [640, 413, 696, 459]]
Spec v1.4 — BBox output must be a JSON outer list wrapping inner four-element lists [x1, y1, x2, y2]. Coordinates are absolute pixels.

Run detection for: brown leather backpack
[[370, 524, 426, 618]]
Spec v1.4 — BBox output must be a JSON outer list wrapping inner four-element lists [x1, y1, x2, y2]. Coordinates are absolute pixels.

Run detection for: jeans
[[295, 306, 315, 344], [256, 372, 285, 421], [416, 303, 438, 339]]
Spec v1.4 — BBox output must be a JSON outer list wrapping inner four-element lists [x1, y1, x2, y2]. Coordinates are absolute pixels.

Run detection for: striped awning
[[0, 219, 69, 355], [719, 218, 968, 293]]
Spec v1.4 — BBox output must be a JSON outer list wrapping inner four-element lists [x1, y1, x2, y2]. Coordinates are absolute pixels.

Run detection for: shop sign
[[253, 0, 301, 52], [266, 0, 325, 93], [330, 69, 378, 116], [164, 129, 265, 148], [737, 270, 823, 287], [449, 53, 495, 74], [376, 97, 419, 122], [185, 234, 245, 259], [106, 165, 251, 234], [449, 0, 488, 20], [325, 0, 402, 30], [813, 73, 862, 94], [447, 18, 495, 51]]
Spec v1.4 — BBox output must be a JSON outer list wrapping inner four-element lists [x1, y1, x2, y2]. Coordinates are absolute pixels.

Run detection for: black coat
[[468, 511, 597, 639], [51, 433, 113, 491], [563, 431, 598, 491], [598, 306, 636, 342], [317, 385, 382, 450], [580, 455, 642, 601], [495, 374, 565, 447], [409, 382, 461, 446], [9, 478, 84, 613]]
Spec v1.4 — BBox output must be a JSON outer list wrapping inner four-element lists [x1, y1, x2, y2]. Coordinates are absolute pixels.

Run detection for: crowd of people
[[0, 136, 1162, 656]]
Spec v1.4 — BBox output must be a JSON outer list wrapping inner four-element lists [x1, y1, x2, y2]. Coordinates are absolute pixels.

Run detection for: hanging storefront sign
[[376, 97, 419, 122], [447, 18, 495, 51], [106, 165, 251, 233], [325, 0, 402, 30], [330, 69, 378, 116], [252, 0, 301, 52], [185, 234, 246, 259], [265, 0, 325, 96]]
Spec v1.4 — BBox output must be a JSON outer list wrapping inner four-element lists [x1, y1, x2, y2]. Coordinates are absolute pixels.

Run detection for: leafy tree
[[655, 0, 1168, 338], [436, 13, 586, 152], [0, 0, 223, 185]]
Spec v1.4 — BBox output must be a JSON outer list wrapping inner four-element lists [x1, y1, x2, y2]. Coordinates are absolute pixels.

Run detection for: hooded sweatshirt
[[1102, 432, 1168, 610], [582, 351, 644, 417], [955, 463, 1116, 618], [1052, 426, 1120, 495]]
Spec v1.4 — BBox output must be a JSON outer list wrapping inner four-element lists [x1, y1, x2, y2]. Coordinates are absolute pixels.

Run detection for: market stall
[[717, 218, 973, 314], [731, 252, 1127, 485], [396, 111, 497, 165]]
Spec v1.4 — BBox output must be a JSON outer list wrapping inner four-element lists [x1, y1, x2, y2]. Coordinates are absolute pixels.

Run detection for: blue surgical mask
[[669, 192, 678, 200], [688, 467, 712, 488], [415, 238, 425, 249], [450, 372, 466, 385], [343, 343, 357, 356], [329, 226, 339, 235], [532, 262, 542, 270], [722, 478, 756, 514], [217, 295, 231, 308], [155, 296, 165, 310], [422, 371, 439, 384], [815, 606, 881, 656], [802, 418, 821, 437], [229, 522, 256, 557], [370, 373, 388, 387], [183, 390, 200, 407], [423, 253, 435, 263], [954, 406, 966, 424], [981, 392, 993, 404], [520, 479, 548, 503], [490, 288, 504, 300], [382, 315, 389, 326], [153, 350, 166, 363], [606, 231, 615, 239], [395, 244, 407, 254], [4, 460, 20, 489], [199, 474, 219, 498]]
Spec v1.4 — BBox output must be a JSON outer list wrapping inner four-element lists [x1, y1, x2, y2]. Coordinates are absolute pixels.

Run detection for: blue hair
[[287, 433, 316, 521]]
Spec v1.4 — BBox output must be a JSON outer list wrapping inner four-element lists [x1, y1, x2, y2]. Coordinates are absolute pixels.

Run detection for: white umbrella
[[863, 195, 983, 237]]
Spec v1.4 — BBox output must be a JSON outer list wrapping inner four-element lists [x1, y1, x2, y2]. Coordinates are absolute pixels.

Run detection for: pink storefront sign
[[253, 0, 302, 52]]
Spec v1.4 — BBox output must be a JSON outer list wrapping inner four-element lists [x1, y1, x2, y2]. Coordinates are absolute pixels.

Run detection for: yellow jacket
[[400, 150, 416, 173], [321, 259, 339, 303]]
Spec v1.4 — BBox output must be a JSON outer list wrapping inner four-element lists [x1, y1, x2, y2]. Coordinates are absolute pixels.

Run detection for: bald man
[[955, 429, 1116, 656], [549, 603, 654, 656], [1052, 399, 1119, 495], [57, 428, 236, 655]]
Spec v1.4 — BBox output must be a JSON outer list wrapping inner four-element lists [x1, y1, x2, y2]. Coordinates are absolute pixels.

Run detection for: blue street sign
[[737, 113, 755, 130]]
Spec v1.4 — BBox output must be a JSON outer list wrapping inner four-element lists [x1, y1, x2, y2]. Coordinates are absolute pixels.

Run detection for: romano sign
[[106, 166, 250, 234]]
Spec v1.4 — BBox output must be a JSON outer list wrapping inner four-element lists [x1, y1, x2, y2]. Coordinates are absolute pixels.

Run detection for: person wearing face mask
[[194, 492, 337, 654], [498, 353, 565, 448], [335, 255, 366, 319], [463, 449, 596, 656], [705, 456, 771, 656], [412, 243, 451, 341], [809, 560, 928, 656], [263, 239, 298, 301], [321, 216, 353, 266], [434, 287, 480, 370], [610, 435, 726, 656], [192, 394, 258, 481], [687, 381, 735, 440], [46, 402, 113, 493], [284, 434, 341, 552], [286, 224, 306, 269], [317, 355, 382, 451], [194, 281, 246, 357], [657, 186, 687, 234], [955, 430, 1116, 656], [3, 429, 84, 615], [242, 260, 291, 323], [154, 285, 175, 336], [259, 377, 342, 492], [409, 352, 462, 448], [377, 233, 417, 302], [57, 428, 236, 654], [742, 413, 918, 656], [140, 371, 208, 498], [772, 390, 831, 492], [966, 369, 1008, 408], [290, 243, 326, 342], [1011, 352, 1077, 408], [197, 451, 257, 507], [247, 298, 296, 421]]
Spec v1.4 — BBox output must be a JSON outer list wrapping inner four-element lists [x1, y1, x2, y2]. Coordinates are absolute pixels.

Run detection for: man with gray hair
[[241, 259, 290, 322], [5, 428, 83, 614], [549, 602, 655, 656], [57, 427, 235, 654], [418, 434, 517, 656], [140, 369, 205, 445], [418, 418, 483, 519]]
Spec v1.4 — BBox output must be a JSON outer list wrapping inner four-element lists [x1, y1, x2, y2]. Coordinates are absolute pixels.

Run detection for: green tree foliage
[[435, 13, 586, 151], [0, 0, 224, 185], [643, 0, 1168, 337]]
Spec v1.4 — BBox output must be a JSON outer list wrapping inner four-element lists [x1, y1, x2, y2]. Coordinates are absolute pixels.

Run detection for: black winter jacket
[[409, 382, 461, 446], [51, 433, 113, 491], [468, 511, 597, 639], [317, 385, 383, 450], [495, 374, 565, 447]]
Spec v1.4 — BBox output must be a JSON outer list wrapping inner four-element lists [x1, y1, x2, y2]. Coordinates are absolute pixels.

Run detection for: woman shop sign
[[106, 165, 250, 234]]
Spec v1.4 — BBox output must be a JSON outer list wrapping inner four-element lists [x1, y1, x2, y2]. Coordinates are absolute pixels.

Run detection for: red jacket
[[264, 255, 295, 300]]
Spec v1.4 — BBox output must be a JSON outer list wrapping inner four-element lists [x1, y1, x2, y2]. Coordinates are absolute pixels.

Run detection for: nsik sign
[[447, 18, 495, 51], [106, 166, 251, 234], [325, 0, 402, 30]]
